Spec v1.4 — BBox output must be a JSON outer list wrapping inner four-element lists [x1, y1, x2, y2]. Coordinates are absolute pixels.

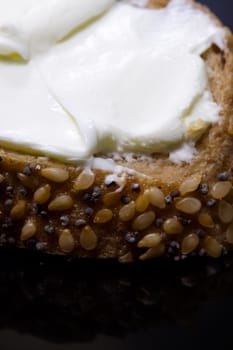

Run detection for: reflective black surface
[[1, 249, 233, 350], [0, 1, 233, 350]]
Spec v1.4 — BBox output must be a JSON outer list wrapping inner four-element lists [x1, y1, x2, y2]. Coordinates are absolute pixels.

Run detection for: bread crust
[[0, 0, 233, 261]]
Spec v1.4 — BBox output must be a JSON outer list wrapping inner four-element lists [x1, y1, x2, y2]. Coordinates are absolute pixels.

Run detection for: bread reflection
[[0, 248, 233, 343]]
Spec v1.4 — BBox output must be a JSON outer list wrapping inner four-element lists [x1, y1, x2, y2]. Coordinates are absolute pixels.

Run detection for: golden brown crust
[[0, 0, 233, 261]]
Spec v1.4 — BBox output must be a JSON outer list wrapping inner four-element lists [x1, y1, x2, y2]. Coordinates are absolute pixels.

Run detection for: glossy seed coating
[[59, 229, 75, 253], [10, 200, 26, 220], [80, 226, 98, 251], [73, 169, 95, 191], [175, 197, 202, 214], [132, 211, 155, 230], [20, 220, 37, 241], [94, 209, 113, 224], [179, 175, 202, 196], [139, 243, 165, 261], [135, 192, 149, 213], [148, 187, 166, 209], [41, 167, 69, 183], [203, 236, 222, 258], [137, 233, 162, 248], [48, 195, 73, 211], [198, 213, 215, 228], [163, 217, 183, 234], [211, 181, 232, 199], [181, 234, 200, 255], [119, 201, 136, 222], [218, 200, 233, 224], [33, 184, 51, 204]]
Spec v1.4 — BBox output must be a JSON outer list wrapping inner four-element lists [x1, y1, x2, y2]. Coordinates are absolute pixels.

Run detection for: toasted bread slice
[[0, 0, 233, 262]]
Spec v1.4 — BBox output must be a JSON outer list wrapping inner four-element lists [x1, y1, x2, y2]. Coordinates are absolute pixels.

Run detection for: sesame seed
[[199, 183, 209, 195], [80, 226, 98, 251], [217, 172, 229, 181], [206, 198, 217, 207], [41, 167, 69, 183], [59, 229, 75, 253]]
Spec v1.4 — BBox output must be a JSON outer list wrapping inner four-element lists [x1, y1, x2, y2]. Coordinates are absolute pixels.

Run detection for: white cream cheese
[[0, 0, 226, 162]]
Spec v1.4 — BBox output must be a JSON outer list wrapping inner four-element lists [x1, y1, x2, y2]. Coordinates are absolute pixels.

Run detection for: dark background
[[0, 1, 232, 350]]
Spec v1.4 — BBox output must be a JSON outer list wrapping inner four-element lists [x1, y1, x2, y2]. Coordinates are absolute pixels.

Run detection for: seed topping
[[10, 200, 26, 220], [132, 211, 155, 230], [119, 201, 136, 222], [20, 220, 37, 241], [218, 200, 233, 223], [135, 192, 149, 212], [203, 236, 222, 258], [148, 187, 165, 209], [59, 229, 75, 253], [179, 175, 201, 196], [210, 181, 232, 199], [137, 233, 162, 248], [198, 213, 215, 228], [94, 209, 113, 224], [41, 167, 69, 183], [80, 225, 98, 250], [48, 195, 73, 211], [181, 234, 199, 255], [139, 243, 165, 261], [175, 197, 201, 214], [33, 184, 51, 204], [163, 217, 183, 234], [73, 168, 95, 191]]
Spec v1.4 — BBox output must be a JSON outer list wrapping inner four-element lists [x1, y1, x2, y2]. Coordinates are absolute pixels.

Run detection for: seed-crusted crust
[[0, 0, 233, 261]]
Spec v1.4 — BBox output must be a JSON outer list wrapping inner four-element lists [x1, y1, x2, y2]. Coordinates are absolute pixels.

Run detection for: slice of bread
[[0, 0, 233, 262]]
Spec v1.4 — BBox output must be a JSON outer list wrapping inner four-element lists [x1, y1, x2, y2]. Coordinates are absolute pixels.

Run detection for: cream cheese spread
[[0, 0, 226, 162]]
